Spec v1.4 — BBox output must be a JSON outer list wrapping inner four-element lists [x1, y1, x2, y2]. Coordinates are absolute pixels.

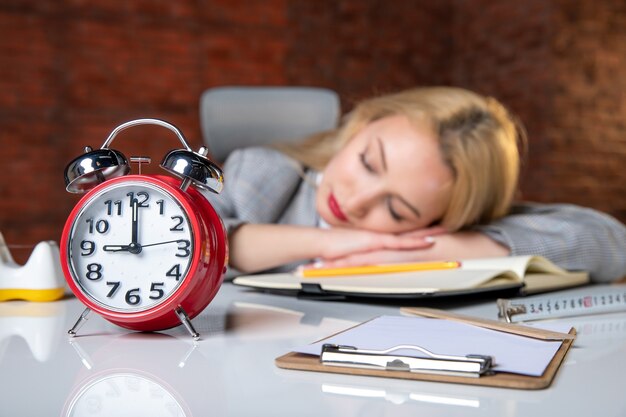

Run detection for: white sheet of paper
[[294, 315, 564, 376]]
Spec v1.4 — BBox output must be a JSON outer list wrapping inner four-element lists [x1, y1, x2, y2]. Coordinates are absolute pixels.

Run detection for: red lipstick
[[328, 193, 348, 222]]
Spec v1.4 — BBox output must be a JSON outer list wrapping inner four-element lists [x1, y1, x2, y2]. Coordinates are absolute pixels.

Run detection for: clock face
[[67, 180, 195, 312]]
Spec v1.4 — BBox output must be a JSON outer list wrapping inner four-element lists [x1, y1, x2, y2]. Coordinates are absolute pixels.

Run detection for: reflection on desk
[[321, 381, 481, 407], [65, 373, 189, 417], [0, 301, 66, 362], [63, 333, 219, 417]]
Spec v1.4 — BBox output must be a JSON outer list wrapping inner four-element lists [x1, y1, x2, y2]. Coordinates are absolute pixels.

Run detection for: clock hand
[[141, 239, 186, 248], [102, 244, 131, 252], [127, 198, 142, 254], [131, 198, 139, 245]]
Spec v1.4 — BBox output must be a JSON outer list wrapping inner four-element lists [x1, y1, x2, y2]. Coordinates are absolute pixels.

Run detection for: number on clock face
[[68, 181, 194, 311]]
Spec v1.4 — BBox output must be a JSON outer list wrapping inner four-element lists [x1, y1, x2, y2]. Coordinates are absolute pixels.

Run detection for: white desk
[[2, 282, 626, 416]]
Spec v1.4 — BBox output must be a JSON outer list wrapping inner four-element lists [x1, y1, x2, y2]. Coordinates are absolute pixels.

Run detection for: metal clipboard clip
[[320, 344, 494, 377]]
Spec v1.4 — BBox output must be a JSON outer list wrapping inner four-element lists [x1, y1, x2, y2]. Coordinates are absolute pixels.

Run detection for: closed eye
[[387, 198, 405, 222], [359, 152, 375, 173]]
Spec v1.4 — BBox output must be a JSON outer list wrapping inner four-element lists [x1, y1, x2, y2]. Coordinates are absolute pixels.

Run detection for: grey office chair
[[199, 86, 341, 162]]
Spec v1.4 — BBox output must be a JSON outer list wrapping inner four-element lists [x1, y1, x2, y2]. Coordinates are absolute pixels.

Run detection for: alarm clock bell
[[64, 118, 223, 195]]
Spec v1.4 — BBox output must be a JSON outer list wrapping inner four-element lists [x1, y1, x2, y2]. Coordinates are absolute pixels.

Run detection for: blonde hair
[[275, 86, 526, 231]]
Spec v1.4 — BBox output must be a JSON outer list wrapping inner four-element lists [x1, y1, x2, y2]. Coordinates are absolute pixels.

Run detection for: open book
[[232, 256, 590, 300]]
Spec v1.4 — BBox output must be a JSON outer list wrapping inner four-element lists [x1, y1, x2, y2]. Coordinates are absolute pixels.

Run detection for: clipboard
[[275, 309, 576, 390]]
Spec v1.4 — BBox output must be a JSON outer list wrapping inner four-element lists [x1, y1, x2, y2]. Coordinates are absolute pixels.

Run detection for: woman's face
[[316, 115, 453, 233]]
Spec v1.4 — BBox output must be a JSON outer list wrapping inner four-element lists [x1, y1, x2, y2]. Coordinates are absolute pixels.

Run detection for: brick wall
[[1, 0, 625, 261], [285, 1, 451, 101], [546, 0, 626, 220], [448, 0, 626, 221]]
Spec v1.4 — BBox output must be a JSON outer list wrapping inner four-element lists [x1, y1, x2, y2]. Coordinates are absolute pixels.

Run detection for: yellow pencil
[[300, 261, 461, 278]]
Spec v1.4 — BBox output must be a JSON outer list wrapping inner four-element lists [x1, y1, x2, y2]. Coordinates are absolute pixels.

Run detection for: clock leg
[[175, 307, 200, 340], [68, 307, 92, 337], [68, 339, 94, 369]]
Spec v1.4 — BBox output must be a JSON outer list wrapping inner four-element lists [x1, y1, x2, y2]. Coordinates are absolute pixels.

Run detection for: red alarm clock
[[60, 119, 227, 339]]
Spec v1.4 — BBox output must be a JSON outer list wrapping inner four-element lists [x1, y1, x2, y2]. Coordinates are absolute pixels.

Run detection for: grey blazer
[[203, 147, 626, 282]]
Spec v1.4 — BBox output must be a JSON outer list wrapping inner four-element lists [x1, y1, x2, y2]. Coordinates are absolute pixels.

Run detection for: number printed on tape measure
[[499, 286, 626, 322]]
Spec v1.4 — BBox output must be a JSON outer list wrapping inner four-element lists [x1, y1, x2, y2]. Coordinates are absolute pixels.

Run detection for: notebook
[[232, 255, 590, 300]]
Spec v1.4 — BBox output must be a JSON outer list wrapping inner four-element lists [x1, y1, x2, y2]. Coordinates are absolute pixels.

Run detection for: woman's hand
[[228, 224, 507, 273], [317, 226, 447, 261], [315, 231, 510, 268]]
